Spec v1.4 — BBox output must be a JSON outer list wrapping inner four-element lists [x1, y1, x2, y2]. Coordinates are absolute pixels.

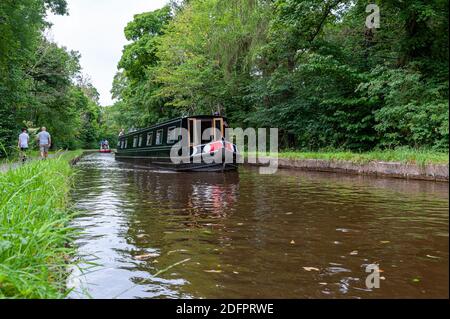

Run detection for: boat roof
[[119, 115, 228, 138]]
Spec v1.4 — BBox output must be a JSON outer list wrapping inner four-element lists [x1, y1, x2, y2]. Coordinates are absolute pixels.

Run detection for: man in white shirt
[[36, 127, 52, 159], [18, 128, 29, 162]]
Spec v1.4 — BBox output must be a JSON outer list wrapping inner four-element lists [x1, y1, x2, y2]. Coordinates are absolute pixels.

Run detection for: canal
[[68, 153, 449, 298]]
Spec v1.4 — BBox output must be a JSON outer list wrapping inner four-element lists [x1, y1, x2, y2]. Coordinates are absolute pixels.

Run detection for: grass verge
[[247, 149, 449, 166], [0, 151, 82, 298]]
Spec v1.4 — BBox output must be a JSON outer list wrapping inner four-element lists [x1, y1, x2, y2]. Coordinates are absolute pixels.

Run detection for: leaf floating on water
[[380, 241, 390, 244], [237, 223, 244, 226], [350, 250, 358, 256], [137, 234, 149, 239], [135, 253, 159, 260], [233, 271, 239, 275], [319, 282, 328, 285], [329, 262, 342, 266], [285, 212, 293, 215], [290, 240, 296, 245], [303, 267, 320, 272], [204, 270, 222, 273], [426, 255, 440, 259], [412, 278, 421, 283]]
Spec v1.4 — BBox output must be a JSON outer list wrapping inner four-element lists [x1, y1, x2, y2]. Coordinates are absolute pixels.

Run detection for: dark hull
[[116, 156, 238, 172], [114, 155, 239, 172]]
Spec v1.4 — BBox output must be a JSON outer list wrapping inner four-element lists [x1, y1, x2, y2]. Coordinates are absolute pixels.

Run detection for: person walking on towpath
[[18, 128, 29, 163], [36, 127, 52, 159]]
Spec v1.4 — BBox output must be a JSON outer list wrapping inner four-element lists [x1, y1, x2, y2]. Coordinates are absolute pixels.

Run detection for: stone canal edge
[[247, 157, 449, 182]]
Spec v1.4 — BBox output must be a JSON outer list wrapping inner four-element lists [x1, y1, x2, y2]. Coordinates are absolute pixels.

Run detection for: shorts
[[40, 144, 50, 153]]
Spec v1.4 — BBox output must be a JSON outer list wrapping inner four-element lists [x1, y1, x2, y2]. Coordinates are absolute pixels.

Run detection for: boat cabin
[[115, 114, 236, 160]]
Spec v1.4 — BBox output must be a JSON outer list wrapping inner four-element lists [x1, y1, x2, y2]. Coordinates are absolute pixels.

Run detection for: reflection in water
[[68, 153, 449, 299]]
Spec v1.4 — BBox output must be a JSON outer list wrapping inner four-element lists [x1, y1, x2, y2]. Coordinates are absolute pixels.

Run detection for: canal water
[[68, 153, 449, 299]]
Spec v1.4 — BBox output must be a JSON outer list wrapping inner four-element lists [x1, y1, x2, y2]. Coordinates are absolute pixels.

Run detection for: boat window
[[188, 119, 202, 146], [201, 120, 214, 144], [146, 132, 153, 146], [156, 129, 163, 145], [167, 126, 178, 144], [133, 136, 138, 148], [138, 135, 143, 147], [189, 119, 196, 146], [213, 118, 223, 141]]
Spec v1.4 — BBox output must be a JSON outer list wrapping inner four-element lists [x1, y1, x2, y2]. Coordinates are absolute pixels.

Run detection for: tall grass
[[0, 156, 77, 298]]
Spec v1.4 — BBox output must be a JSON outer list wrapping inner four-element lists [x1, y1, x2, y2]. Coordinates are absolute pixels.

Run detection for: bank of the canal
[[247, 151, 449, 182], [0, 150, 85, 298]]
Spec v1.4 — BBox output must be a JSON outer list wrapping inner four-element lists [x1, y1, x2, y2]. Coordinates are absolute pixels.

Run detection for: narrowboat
[[115, 115, 240, 172]]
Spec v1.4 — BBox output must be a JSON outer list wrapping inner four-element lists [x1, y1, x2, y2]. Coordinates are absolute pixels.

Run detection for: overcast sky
[[47, 0, 168, 106]]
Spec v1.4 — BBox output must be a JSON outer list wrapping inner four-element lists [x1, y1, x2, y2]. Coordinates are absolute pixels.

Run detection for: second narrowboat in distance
[[115, 115, 240, 172]]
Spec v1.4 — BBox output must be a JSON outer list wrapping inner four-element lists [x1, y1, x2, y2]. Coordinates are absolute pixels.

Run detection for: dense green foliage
[[111, 6, 174, 129], [112, 0, 448, 152], [1, 0, 448, 153], [0, 154, 77, 298], [0, 0, 104, 156]]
